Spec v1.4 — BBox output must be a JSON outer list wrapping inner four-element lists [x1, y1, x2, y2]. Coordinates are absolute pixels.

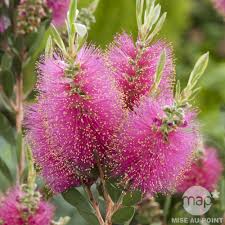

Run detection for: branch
[[96, 155, 113, 225], [16, 74, 24, 183], [84, 186, 105, 225]]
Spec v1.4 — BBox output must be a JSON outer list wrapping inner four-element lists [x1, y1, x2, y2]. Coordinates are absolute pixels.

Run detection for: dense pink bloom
[[25, 46, 124, 193], [46, 0, 70, 27], [0, 16, 10, 33], [0, 187, 54, 225], [177, 147, 223, 192], [111, 96, 199, 194], [212, 0, 225, 17], [107, 33, 174, 110]]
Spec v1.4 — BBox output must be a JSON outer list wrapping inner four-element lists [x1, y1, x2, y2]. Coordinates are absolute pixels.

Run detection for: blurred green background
[[0, 0, 224, 224]]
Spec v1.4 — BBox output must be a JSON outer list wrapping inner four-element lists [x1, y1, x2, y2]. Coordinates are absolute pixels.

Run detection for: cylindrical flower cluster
[[107, 33, 174, 110], [26, 47, 124, 193], [177, 147, 223, 192], [0, 186, 54, 225], [110, 96, 199, 194]]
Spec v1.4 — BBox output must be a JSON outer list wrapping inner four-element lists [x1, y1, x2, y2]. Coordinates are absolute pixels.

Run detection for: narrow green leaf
[[1, 53, 12, 70], [69, 0, 77, 27], [62, 188, 93, 210], [146, 12, 167, 44], [28, 21, 48, 57], [26, 146, 36, 188], [50, 25, 66, 54], [150, 49, 166, 94], [45, 36, 53, 58], [180, 52, 209, 105], [152, 4, 161, 26], [164, 195, 172, 220], [0, 113, 15, 144], [146, 3, 161, 34], [62, 188, 100, 225], [155, 49, 166, 83], [0, 70, 14, 97], [136, 0, 144, 30], [175, 80, 181, 101], [0, 156, 13, 183], [112, 206, 135, 224], [123, 190, 142, 206], [106, 180, 122, 203], [187, 52, 209, 89], [0, 91, 13, 112], [78, 211, 100, 225]]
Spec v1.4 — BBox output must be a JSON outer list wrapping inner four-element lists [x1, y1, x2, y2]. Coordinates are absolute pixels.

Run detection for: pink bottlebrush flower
[[212, 0, 225, 17], [0, 187, 54, 225], [46, 0, 70, 27], [177, 147, 223, 192], [111, 96, 199, 194], [25, 46, 124, 193], [0, 16, 10, 33], [107, 33, 175, 110]]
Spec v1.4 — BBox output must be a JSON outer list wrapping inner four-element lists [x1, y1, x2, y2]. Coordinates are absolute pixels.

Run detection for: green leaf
[[106, 180, 122, 202], [69, 0, 78, 27], [0, 91, 13, 112], [187, 52, 209, 90], [0, 70, 14, 97], [62, 188, 100, 225], [45, 36, 53, 58], [122, 190, 142, 206], [147, 12, 167, 44], [112, 206, 135, 224], [175, 80, 181, 101], [163, 195, 172, 220], [23, 29, 50, 97], [28, 21, 49, 57], [62, 188, 92, 210], [0, 113, 15, 144], [1, 53, 12, 70], [136, 214, 149, 225], [0, 155, 13, 183], [155, 49, 166, 84], [50, 25, 66, 55]]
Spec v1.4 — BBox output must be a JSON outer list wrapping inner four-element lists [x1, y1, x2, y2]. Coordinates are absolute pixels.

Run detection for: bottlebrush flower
[[25, 46, 124, 193], [212, 0, 225, 17], [46, 0, 70, 27], [0, 16, 10, 33], [0, 186, 54, 225], [176, 147, 223, 192], [107, 33, 175, 110], [111, 96, 199, 194]]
